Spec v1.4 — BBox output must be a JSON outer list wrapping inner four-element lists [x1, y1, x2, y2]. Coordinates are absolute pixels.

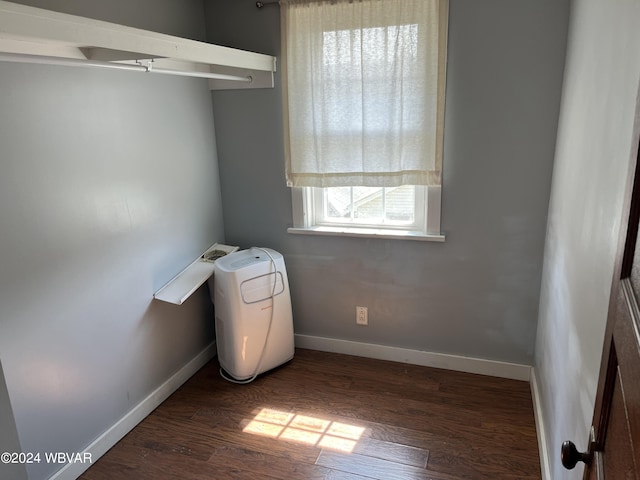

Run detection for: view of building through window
[[322, 186, 417, 225]]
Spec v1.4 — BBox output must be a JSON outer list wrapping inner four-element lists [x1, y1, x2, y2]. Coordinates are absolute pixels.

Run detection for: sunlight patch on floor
[[242, 408, 365, 453]]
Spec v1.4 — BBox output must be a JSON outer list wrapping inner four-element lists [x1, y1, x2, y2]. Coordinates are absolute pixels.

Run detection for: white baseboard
[[48, 342, 217, 480], [294, 334, 531, 381], [530, 367, 552, 480]]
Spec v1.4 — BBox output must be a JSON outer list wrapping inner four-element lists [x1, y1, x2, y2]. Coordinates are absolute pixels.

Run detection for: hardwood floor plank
[[120, 418, 222, 462], [190, 403, 426, 468], [426, 450, 542, 480], [207, 443, 371, 480], [352, 437, 429, 468], [164, 413, 323, 465], [80, 349, 541, 480], [231, 382, 530, 454], [80, 444, 206, 480], [316, 450, 440, 480], [197, 398, 433, 455]]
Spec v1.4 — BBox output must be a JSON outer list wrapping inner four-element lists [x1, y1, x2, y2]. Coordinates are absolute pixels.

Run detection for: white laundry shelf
[[0, 1, 276, 89], [154, 243, 238, 305]]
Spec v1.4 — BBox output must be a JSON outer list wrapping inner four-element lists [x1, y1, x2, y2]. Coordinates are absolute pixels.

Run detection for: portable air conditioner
[[209, 248, 294, 381]]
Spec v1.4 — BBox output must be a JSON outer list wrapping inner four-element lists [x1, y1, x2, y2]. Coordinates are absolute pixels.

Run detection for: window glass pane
[[385, 186, 415, 223], [352, 187, 383, 221], [320, 186, 419, 228], [324, 187, 352, 219]]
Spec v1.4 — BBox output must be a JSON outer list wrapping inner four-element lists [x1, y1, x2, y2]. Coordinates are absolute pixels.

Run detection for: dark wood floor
[[80, 349, 541, 480]]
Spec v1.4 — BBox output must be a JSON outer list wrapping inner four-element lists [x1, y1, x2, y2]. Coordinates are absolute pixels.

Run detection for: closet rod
[[0, 52, 253, 83]]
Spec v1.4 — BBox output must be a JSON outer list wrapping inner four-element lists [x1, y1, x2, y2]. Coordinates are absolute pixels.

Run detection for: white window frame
[[288, 186, 444, 242], [314, 186, 426, 231]]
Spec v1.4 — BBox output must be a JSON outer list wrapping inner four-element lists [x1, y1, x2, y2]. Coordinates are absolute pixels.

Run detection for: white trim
[[290, 186, 310, 229], [287, 226, 446, 242], [530, 368, 552, 480], [47, 342, 217, 480], [294, 334, 531, 381], [426, 185, 442, 236]]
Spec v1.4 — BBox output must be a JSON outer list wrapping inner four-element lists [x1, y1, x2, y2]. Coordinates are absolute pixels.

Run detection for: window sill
[[287, 226, 445, 242]]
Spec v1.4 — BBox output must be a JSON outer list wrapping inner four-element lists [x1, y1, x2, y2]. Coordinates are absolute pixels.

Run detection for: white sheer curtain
[[281, 0, 448, 188]]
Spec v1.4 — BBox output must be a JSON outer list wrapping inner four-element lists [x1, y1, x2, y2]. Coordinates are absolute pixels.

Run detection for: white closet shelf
[[154, 243, 238, 306], [0, 1, 276, 89]]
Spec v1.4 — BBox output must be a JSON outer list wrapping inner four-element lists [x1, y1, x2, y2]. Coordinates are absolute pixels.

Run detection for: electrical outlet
[[356, 306, 368, 325]]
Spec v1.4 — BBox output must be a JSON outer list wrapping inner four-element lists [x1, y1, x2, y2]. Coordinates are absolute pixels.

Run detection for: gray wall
[[0, 1, 222, 479], [10, 0, 208, 40], [205, 0, 568, 365], [534, 0, 640, 478], [0, 361, 27, 480]]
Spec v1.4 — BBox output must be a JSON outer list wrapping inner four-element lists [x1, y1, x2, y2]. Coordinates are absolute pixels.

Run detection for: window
[[291, 185, 442, 240], [281, 0, 448, 241], [319, 186, 423, 228]]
